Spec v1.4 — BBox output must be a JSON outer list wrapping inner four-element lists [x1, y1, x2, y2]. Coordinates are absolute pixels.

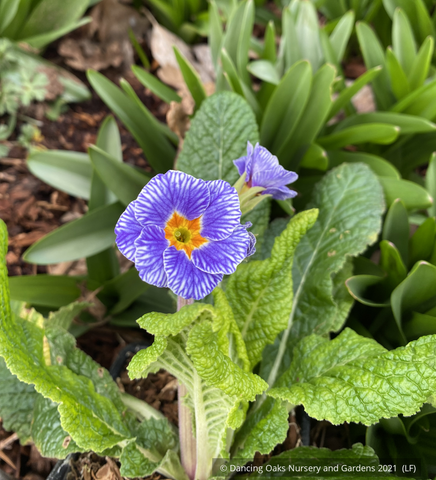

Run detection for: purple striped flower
[[234, 142, 298, 200], [115, 170, 255, 300]]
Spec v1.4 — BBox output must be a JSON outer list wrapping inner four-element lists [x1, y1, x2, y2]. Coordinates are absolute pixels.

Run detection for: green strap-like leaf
[[226, 209, 318, 370], [27, 150, 92, 200], [356, 21, 393, 110], [89, 145, 149, 206], [173, 46, 207, 111], [8, 275, 81, 308], [260, 60, 312, 153], [132, 65, 181, 104], [23, 202, 125, 264], [87, 70, 174, 173], [269, 328, 436, 425]]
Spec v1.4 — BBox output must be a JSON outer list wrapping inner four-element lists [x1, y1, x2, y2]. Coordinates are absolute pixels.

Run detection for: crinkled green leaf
[[213, 288, 250, 372], [176, 91, 258, 184], [263, 163, 385, 386], [0, 315, 132, 451], [231, 397, 289, 460], [44, 326, 126, 413], [269, 328, 436, 425], [0, 222, 132, 452], [226, 209, 318, 369], [127, 336, 168, 379], [137, 303, 215, 337], [0, 356, 36, 443], [120, 442, 159, 478], [250, 443, 382, 479], [120, 414, 181, 478], [32, 396, 84, 458], [186, 321, 267, 401]]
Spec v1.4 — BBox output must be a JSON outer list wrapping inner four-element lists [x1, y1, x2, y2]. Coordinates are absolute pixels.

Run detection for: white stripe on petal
[[135, 171, 210, 228], [115, 201, 142, 261], [164, 246, 222, 300], [201, 180, 241, 241], [192, 224, 249, 274], [134, 225, 169, 287]]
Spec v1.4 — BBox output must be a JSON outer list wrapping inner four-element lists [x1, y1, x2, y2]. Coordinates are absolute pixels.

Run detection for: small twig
[[0, 433, 18, 451], [0, 450, 16, 470]]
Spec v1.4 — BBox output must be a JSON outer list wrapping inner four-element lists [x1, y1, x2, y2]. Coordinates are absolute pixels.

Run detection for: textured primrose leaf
[[120, 442, 159, 478], [226, 209, 319, 369], [232, 397, 289, 460], [0, 356, 37, 443], [176, 91, 259, 184], [44, 326, 126, 413], [128, 336, 168, 379], [0, 316, 132, 451], [186, 321, 268, 401], [32, 396, 84, 458], [330, 258, 354, 332], [0, 221, 132, 452], [251, 443, 384, 479], [213, 288, 250, 372], [292, 163, 384, 338], [120, 442, 157, 477], [269, 328, 436, 425], [263, 163, 385, 384], [137, 303, 215, 337], [119, 418, 181, 479]]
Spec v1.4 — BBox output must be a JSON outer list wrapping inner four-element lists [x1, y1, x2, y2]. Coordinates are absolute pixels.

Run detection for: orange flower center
[[164, 212, 208, 258]]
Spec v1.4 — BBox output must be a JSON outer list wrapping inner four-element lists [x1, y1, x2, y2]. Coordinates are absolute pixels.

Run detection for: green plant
[[345, 153, 436, 347], [0, 39, 89, 156], [145, 0, 210, 42], [0, 0, 92, 49], [3, 111, 436, 477]]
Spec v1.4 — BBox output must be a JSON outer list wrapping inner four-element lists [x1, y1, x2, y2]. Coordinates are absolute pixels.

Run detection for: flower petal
[[135, 170, 210, 228], [200, 180, 242, 241], [164, 247, 223, 300], [115, 201, 143, 261], [134, 226, 169, 287], [252, 167, 298, 189], [233, 141, 254, 178], [192, 225, 250, 274], [251, 143, 280, 175], [263, 185, 298, 200], [246, 232, 257, 257]]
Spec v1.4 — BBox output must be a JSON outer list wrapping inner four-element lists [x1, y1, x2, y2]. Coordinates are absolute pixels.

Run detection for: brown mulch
[[2, 66, 169, 278]]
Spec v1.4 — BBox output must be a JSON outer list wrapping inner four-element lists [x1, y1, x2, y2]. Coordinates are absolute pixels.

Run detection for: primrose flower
[[234, 142, 298, 200], [115, 170, 255, 300]]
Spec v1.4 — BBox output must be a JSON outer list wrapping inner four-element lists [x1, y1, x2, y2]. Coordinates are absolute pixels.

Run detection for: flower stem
[[177, 296, 196, 480]]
